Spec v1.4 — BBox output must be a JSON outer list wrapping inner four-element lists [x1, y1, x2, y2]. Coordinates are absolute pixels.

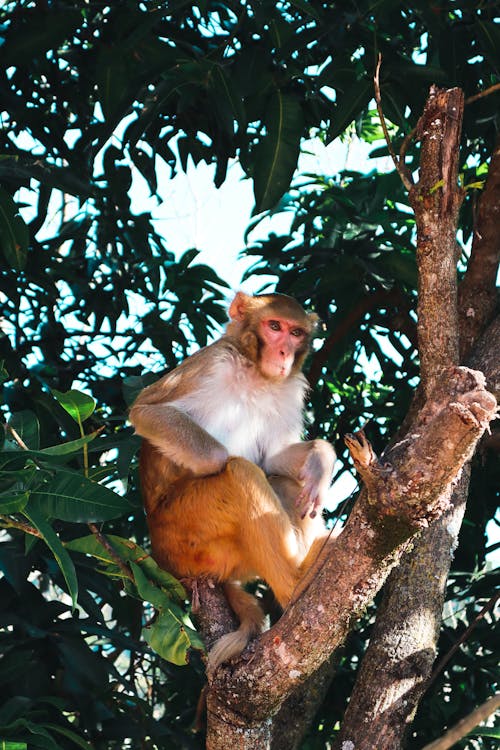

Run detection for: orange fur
[[130, 293, 335, 669]]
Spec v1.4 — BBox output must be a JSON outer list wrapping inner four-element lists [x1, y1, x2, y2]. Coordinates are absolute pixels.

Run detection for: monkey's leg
[[268, 473, 341, 606], [268, 474, 326, 552], [219, 457, 313, 607], [146, 457, 301, 587], [207, 582, 265, 670], [146, 457, 310, 666]]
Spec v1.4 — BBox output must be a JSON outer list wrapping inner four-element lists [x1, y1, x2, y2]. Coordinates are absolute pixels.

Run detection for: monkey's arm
[[266, 440, 335, 517], [129, 403, 229, 476]]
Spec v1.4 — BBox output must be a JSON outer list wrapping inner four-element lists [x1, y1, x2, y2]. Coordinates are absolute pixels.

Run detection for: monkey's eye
[[291, 328, 305, 337], [268, 320, 282, 331]]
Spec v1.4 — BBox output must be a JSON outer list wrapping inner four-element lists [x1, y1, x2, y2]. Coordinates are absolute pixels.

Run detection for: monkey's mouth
[[261, 362, 291, 380]]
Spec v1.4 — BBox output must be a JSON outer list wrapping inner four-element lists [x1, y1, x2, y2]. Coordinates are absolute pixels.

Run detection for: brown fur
[[130, 293, 335, 669]]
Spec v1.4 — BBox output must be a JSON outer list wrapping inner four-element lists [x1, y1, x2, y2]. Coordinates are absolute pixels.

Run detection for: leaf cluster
[[0, 1, 498, 747]]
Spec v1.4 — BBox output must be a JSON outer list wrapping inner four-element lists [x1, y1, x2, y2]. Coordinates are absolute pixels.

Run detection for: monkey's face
[[256, 316, 309, 380]]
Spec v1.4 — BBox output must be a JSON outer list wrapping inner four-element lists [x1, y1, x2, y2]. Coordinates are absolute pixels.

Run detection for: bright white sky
[[131, 133, 387, 296]]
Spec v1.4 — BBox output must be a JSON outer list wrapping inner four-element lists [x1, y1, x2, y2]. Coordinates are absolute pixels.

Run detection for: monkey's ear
[[308, 312, 320, 330], [228, 291, 252, 321]]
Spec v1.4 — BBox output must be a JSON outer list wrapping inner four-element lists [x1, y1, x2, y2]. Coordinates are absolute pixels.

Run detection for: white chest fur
[[169, 350, 306, 467]]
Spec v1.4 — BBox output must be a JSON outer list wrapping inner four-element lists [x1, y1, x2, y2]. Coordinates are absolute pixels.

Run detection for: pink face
[[258, 317, 308, 379]]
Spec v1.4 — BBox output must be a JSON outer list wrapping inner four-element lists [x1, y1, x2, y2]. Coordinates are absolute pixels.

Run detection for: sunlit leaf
[[133, 561, 204, 665], [66, 534, 185, 599], [41, 431, 101, 456], [52, 390, 96, 425]]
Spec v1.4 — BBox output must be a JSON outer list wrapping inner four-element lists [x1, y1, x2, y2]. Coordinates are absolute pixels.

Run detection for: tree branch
[[331, 86, 497, 750], [410, 86, 464, 394], [206, 367, 496, 746], [373, 53, 413, 191], [420, 693, 500, 750], [0, 515, 42, 538], [307, 287, 408, 387], [458, 133, 500, 361]]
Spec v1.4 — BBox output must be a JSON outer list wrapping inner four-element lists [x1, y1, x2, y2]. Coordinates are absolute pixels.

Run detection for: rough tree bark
[[193, 87, 498, 750], [333, 90, 500, 749], [199, 367, 495, 748]]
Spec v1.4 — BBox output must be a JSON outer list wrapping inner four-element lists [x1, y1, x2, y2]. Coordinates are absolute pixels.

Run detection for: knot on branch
[[345, 367, 497, 531]]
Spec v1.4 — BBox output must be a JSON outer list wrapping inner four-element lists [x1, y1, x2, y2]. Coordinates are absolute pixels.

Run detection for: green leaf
[[132, 562, 204, 664], [253, 92, 304, 213], [52, 389, 96, 425], [209, 63, 246, 135], [97, 49, 129, 122], [66, 534, 185, 599], [8, 411, 40, 450], [476, 20, 500, 70], [5, 719, 59, 750], [287, 0, 322, 21], [468, 727, 500, 739], [377, 252, 418, 289], [44, 724, 93, 749], [0, 186, 29, 271], [143, 608, 204, 666], [23, 504, 78, 609], [28, 468, 132, 522], [329, 79, 372, 142], [0, 491, 29, 514], [41, 431, 101, 457], [0, 742, 27, 749]]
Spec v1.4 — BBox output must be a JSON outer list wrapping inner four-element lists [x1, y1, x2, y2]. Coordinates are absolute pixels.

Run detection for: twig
[[0, 515, 42, 538], [4, 422, 30, 451], [373, 53, 413, 191], [466, 81, 500, 105], [87, 522, 134, 582], [427, 591, 500, 689], [420, 693, 500, 750], [307, 287, 407, 387], [399, 124, 417, 166]]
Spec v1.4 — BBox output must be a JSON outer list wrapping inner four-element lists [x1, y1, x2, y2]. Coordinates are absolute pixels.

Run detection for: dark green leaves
[[27, 468, 133, 523], [23, 504, 78, 609], [66, 536, 202, 665], [133, 562, 204, 665], [254, 92, 304, 213], [0, 187, 29, 271]]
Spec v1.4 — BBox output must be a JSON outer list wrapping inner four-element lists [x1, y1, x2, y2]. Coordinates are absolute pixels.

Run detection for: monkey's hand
[[297, 441, 336, 519]]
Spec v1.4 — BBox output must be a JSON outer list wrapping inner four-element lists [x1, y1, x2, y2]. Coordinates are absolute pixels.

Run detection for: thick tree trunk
[[333, 88, 500, 750], [270, 654, 339, 750]]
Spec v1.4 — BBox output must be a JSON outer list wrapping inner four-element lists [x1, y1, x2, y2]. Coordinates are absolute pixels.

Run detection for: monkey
[[129, 291, 336, 669]]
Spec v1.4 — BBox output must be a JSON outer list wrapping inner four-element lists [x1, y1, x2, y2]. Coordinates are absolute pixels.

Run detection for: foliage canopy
[[0, 1, 498, 748]]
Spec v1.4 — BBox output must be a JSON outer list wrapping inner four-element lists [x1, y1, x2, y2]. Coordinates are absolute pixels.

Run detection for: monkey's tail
[[207, 582, 265, 671]]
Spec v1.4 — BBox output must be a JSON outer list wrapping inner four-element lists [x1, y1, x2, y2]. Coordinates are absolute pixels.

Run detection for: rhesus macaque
[[129, 292, 335, 669]]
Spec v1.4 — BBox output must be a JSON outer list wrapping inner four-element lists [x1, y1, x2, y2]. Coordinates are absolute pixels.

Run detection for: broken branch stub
[[345, 367, 497, 530]]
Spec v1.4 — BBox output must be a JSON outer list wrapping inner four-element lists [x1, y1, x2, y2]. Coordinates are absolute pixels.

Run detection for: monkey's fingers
[[297, 483, 320, 518]]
